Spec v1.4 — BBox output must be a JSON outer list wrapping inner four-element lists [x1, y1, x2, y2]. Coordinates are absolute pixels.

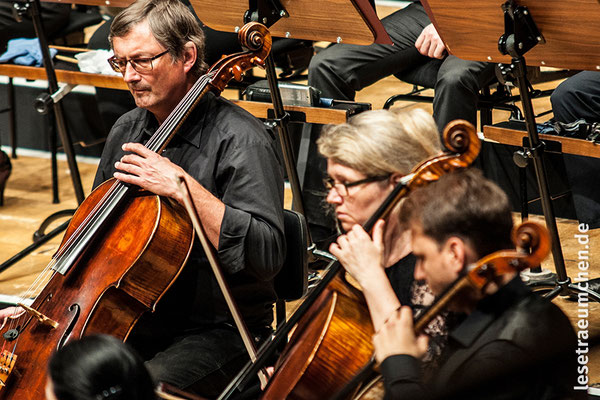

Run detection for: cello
[[0, 22, 272, 400], [218, 120, 481, 400]]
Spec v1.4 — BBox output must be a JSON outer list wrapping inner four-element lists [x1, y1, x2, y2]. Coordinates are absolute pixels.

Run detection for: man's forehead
[[112, 20, 160, 54]]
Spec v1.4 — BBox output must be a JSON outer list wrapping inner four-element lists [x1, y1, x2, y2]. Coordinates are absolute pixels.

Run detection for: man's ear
[[444, 236, 467, 275], [182, 41, 197, 73]]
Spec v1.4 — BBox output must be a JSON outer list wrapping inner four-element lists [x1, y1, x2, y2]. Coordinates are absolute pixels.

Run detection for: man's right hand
[[415, 23, 447, 59]]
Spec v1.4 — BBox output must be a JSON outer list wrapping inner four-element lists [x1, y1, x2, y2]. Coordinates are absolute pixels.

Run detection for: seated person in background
[[46, 334, 157, 400], [372, 168, 580, 399], [303, 0, 494, 247], [93, 0, 285, 396], [551, 71, 600, 229], [318, 108, 448, 366], [0, 2, 70, 53]]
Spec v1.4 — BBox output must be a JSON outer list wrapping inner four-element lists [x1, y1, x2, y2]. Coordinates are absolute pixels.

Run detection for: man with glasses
[[92, 0, 285, 396]]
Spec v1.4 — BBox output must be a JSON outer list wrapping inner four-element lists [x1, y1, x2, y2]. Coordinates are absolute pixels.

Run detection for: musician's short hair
[[402, 168, 514, 258], [317, 108, 441, 177], [109, 0, 208, 79]]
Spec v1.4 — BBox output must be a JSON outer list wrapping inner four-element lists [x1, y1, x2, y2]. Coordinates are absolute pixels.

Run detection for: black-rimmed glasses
[[107, 49, 169, 74], [323, 174, 391, 197]]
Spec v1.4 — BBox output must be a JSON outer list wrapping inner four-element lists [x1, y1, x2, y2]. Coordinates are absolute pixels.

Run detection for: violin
[[0, 23, 271, 400], [220, 120, 481, 400]]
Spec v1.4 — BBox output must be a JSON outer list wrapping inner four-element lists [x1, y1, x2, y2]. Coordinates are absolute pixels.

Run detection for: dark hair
[[402, 168, 514, 258], [48, 334, 157, 400], [109, 0, 208, 79]]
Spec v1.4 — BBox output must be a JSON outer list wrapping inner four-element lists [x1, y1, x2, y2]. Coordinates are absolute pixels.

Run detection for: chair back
[[273, 209, 308, 325]]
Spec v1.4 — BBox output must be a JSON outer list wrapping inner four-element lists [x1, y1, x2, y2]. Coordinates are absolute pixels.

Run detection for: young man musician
[[93, 0, 284, 396], [336, 168, 580, 399], [378, 169, 580, 399]]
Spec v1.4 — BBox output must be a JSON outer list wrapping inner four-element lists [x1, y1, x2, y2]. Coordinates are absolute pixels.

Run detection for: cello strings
[[1, 71, 215, 349]]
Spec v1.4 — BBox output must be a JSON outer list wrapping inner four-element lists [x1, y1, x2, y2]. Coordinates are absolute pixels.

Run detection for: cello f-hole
[[57, 304, 80, 350]]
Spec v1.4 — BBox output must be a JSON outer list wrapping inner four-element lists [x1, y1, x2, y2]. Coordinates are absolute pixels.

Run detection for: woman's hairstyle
[[317, 108, 441, 176], [48, 334, 157, 400], [109, 0, 208, 79], [401, 168, 514, 258]]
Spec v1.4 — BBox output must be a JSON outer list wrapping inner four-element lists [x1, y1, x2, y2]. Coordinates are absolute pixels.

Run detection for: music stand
[[422, 0, 600, 302], [191, 0, 391, 262]]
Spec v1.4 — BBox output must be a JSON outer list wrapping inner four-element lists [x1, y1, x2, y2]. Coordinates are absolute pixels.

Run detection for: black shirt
[[380, 277, 581, 400], [93, 92, 285, 335]]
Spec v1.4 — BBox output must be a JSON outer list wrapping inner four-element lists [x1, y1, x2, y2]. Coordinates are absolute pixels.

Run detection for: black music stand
[[191, 0, 391, 262], [422, 0, 600, 302]]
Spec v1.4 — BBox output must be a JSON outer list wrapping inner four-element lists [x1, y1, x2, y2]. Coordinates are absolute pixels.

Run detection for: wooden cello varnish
[[0, 183, 193, 399], [262, 274, 374, 399]]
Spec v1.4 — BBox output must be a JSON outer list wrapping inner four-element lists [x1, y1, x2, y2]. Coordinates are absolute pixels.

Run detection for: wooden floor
[[1, 4, 599, 391]]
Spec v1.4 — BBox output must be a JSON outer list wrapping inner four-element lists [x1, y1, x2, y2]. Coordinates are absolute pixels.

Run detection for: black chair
[[274, 209, 309, 327]]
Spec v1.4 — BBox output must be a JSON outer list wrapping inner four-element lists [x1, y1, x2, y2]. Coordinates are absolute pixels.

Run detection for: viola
[[350, 221, 551, 400], [0, 23, 271, 400]]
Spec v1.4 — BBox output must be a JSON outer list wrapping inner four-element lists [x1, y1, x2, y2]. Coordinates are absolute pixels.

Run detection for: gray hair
[[317, 108, 441, 177], [109, 0, 208, 79]]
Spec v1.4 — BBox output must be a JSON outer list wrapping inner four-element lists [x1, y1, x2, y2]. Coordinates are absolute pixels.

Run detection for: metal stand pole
[[499, 0, 599, 302], [29, 0, 85, 204]]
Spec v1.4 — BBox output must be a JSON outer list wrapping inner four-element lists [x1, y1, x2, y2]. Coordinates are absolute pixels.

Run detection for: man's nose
[[123, 62, 141, 82], [414, 260, 426, 281]]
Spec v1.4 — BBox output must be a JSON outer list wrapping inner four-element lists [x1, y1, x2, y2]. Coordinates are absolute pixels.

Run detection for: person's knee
[[308, 50, 338, 83], [550, 81, 571, 113], [436, 68, 479, 93]]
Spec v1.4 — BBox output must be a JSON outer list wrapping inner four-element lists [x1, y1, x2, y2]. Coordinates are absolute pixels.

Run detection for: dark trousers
[[551, 71, 600, 227], [303, 2, 492, 235], [130, 325, 269, 398]]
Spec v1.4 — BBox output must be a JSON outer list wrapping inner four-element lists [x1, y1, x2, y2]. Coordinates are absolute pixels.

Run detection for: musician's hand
[[329, 219, 386, 287], [114, 142, 187, 202], [372, 307, 429, 363], [415, 23, 446, 59], [0, 306, 25, 329]]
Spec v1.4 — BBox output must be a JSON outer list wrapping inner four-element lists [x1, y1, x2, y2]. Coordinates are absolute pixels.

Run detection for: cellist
[[339, 169, 582, 399], [318, 108, 450, 370], [88, 0, 284, 396]]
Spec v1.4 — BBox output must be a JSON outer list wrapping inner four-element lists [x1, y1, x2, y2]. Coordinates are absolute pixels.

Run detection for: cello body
[[261, 275, 374, 400], [0, 179, 193, 400]]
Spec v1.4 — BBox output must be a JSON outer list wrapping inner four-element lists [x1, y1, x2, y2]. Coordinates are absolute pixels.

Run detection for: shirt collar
[[448, 276, 530, 348], [138, 91, 212, 148]]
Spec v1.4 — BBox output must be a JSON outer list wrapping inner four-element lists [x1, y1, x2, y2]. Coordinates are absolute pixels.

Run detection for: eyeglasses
[[323, 174, 391, 197], [107, 49, 169, 74]]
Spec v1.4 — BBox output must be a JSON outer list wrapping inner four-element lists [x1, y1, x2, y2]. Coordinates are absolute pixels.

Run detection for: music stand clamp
[[496, 0, 600, 302]]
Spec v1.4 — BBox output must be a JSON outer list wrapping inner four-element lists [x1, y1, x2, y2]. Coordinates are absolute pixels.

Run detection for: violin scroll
[[512, 221, 551, 268], [468, 221, 551, 290]]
